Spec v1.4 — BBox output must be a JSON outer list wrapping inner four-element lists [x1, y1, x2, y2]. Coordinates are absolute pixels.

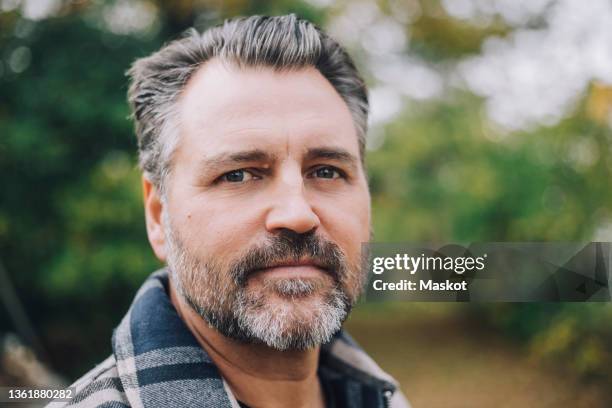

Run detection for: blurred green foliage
[[1, 0, 612, 382]]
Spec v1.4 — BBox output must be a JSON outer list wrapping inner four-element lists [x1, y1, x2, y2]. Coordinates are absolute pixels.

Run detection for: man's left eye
[[311, 166, 343, 179]]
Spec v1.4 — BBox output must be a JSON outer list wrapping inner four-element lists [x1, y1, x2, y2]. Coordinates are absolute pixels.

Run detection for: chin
[[237, 290, 347, 349]]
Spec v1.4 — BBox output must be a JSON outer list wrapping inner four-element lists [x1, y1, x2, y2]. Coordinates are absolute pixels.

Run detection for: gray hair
[[127, 14, 368, 194]]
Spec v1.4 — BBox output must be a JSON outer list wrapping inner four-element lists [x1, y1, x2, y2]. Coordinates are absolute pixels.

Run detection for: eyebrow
[[304, 147, 359, 171], [197, 149, 276, 175]]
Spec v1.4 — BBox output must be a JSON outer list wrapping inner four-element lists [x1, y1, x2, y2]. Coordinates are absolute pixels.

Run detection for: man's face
[[162, 59, 371, 350]]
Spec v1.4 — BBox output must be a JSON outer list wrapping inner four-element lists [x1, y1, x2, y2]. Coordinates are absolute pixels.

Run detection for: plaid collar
[[112, 269, 398, 408]]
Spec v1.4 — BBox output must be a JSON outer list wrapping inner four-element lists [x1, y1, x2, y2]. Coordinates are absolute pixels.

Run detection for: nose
[[265, 168, 321, 235]]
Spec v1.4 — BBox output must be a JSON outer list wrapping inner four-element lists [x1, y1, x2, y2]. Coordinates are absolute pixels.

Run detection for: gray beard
[[163, 212, 354, 350]]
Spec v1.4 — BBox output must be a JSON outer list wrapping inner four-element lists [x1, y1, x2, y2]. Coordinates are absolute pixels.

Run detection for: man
[[50, 14, 409, 408]]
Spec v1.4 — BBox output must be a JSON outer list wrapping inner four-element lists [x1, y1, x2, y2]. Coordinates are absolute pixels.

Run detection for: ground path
[[345, 304, 609, 408]]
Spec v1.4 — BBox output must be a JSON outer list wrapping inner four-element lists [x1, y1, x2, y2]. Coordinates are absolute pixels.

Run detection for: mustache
[[229, 230, 346, 286]]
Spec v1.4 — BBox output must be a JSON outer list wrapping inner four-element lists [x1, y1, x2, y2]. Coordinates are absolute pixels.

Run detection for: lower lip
[[252, 265, 327, 280]]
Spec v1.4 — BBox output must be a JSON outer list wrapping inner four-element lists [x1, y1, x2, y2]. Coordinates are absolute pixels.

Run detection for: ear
[[142, 176, 168, 262]]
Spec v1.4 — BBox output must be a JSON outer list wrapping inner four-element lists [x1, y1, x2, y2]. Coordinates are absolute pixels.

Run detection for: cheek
[[316, 188, 371, 258], [320, 186, 370, 234], [170, 196, 263, 258]]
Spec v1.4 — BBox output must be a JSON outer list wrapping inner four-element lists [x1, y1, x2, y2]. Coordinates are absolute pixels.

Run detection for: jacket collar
[[112, 269, 398, 408]]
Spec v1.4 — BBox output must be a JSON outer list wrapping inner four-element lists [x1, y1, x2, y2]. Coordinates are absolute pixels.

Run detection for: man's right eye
[[219, 169, 258, 183]]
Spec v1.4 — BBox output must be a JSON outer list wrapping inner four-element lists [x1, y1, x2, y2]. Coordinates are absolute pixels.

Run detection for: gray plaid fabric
[[47, 269, 410, 408]]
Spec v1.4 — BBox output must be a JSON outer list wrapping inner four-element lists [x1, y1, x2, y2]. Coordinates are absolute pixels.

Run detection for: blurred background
[[1, 0, 612, 406]]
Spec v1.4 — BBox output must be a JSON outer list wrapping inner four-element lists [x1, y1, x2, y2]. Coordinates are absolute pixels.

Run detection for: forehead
[[177, 59, 359, 158]]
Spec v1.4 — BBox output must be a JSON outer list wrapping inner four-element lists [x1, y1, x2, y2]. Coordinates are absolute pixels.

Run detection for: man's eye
[[311, 166, 343, 179], [220, 169, 257, 183]]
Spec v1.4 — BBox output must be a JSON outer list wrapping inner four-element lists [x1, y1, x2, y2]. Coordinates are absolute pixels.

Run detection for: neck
[[168, 279, 325, 408]]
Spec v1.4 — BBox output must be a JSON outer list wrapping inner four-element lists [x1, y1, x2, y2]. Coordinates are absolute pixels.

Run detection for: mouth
[[250, 260, 330, 280]]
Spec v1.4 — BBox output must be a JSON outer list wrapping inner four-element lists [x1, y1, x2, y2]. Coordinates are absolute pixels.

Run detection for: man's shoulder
[[46, 355, 130, 408]]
